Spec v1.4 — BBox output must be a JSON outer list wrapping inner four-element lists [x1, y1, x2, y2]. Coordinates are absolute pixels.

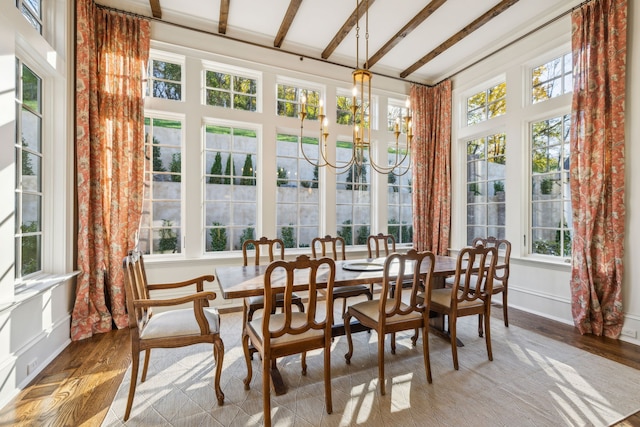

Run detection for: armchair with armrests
[[121, 250, 224, 421]]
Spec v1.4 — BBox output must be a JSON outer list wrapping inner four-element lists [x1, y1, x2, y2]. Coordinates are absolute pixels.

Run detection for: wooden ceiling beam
[[149, 0, 162, 19], [321, 0, 376, 60], [219, 0, 230, 34], [274, 0, 303, 48], [400, 0, 519, 78], [367, 0, 447, 68]]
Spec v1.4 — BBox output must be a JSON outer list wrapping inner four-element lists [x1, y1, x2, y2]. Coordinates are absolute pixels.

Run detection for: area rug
[[102, 310, 640, 426]]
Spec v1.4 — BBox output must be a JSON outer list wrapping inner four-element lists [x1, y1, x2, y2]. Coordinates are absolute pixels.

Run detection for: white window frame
[[147, 49, 186, 102], [201, 60, 261, 113]]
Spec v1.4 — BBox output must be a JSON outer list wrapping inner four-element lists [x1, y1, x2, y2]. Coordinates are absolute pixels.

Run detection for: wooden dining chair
[[472, 236, 511, 331], [242, 255, 336, 427], [312, 235, 372, 322], [344, 249, 436, 395], [242, 237, 305, 327], [430, 244, 498, 370], [121, 250, 224, 421]]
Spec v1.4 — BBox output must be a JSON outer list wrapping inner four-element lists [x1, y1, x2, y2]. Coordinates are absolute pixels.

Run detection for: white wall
[[450, 5, 640, 345], [0, 0, 75, 409]]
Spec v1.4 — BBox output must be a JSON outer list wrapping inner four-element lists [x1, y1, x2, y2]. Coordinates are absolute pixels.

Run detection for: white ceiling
[[98, 0, 581, 85]]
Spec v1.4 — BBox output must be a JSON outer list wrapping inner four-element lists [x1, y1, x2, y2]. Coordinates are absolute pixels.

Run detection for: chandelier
[[298, 0, 413, 176]]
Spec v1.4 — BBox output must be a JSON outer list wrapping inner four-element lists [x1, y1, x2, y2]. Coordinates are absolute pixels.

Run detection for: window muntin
[[277, 83, 320, 120], [140, 117, 183, 255], [15, 61, 43, 279], [18, 0, 42, 33], [276, 133, 319, 248], [466, 82, 506, 125], [204, 70, 257, 111], [336, 143, 371, 246], [532, 53, 572, 103], [531, 115, 572, 258], [204, 124, 258, 252], [148, 58, 183, 100], [466, 133, 506, 244]]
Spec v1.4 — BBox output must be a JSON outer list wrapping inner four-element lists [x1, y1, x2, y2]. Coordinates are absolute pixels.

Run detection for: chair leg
[[241, 332, 253, 390], [296, 299, 305, 313], [378, 329, 386, 395], [478, 314, 484, 338], [344, 311, 354, 364], [213, 337, 225, 405], [301, 351, 307, 375], [484, 308, 493, 361], [449, 314, 459, 370], [124, 349, 140, 421], [390, 332, 396, 355], [421, 324, 432, 384], [141, 349, 151, 382], [262, 354, 272, 427], [324, 341, 333, 414], [502, 290, 509, 327]]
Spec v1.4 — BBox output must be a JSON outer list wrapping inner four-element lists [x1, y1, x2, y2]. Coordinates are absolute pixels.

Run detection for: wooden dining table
[[215, 255, 462, 395]]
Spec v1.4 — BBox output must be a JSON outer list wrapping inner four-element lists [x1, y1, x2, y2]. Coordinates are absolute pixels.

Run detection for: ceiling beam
[[367, 0, 448, 68], [274, 0, 303, 48], [219, 0, 230, 34], [321, 0, 376, 60], [149, 0, 162, 19], [400, 0, 520, 78]]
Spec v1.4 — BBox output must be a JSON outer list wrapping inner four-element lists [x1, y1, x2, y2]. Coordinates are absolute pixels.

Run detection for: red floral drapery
[[569, 0, 626, 338], [71, 0, 150, 341], [410, 81, 452, 255]]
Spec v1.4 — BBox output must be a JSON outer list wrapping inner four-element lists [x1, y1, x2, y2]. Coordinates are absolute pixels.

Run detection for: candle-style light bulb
[[319, 99, 324, 115]]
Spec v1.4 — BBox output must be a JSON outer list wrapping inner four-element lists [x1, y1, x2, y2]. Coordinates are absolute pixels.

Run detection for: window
[[140, 117, 183, 255], [204, 124, 258, 252], [148, 57, 183, 100], [277, 83, 320, 119], [530, 115, 572, 257], [204, 66, 258, 111], [532, 53, 572, 103], [17, 0, 42, 33], [387, 170, 413, 244], [336, 144, 371, 246], [467, 82, 506, 125], [276, 133, 319, 248], [15, 60, 43, 279], [387, 98, 411, 132], [466, 133, 506, 244], [336, 92, 354, 125]]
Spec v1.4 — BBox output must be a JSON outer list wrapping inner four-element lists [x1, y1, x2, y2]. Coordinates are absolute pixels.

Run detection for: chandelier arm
[[299, 125, 328, 169]]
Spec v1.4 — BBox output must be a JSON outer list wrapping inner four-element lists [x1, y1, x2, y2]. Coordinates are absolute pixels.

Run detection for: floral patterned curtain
[[569, 0, 626, 338], [71, 0, 150, 341], [410, 81, 452, 255]]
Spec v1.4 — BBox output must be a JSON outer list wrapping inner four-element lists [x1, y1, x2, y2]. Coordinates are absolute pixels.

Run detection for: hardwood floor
[[0, 306, 639, 427]]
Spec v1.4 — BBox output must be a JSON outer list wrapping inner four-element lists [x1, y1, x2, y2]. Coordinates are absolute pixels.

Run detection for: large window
[[466, 133, 506, 243], [140, 117, 183, 255], [204, 65, 258, 111], [276, 133, 319, 248], [466, 82, 506, 125], [204, 124, 258, 252], [532, 53, 572, 103], [15, 61, 43, 279], [530, 115, 572, 258]]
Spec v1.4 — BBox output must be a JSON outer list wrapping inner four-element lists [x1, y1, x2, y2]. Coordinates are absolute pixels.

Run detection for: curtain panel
[[569, 0, 627, 338], [410, 81, 452, 255], [71, 0, 150, 341]]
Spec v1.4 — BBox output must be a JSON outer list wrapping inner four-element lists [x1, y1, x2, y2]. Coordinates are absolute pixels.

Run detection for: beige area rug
[[103, 310, 640, 427]]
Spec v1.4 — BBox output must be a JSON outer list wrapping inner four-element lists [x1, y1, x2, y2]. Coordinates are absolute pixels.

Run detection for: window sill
[[0, 272, 80, 313]]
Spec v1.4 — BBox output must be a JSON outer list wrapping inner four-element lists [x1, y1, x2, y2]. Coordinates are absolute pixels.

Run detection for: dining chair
[[430, 244, 498, 370], [472, 236, 511, 331], [242, 237, 305, 327], [312, 235, 372, 322], [242, 254, 336, 427], [121, 250, 224, 421], [344, 249, 435, 395]]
